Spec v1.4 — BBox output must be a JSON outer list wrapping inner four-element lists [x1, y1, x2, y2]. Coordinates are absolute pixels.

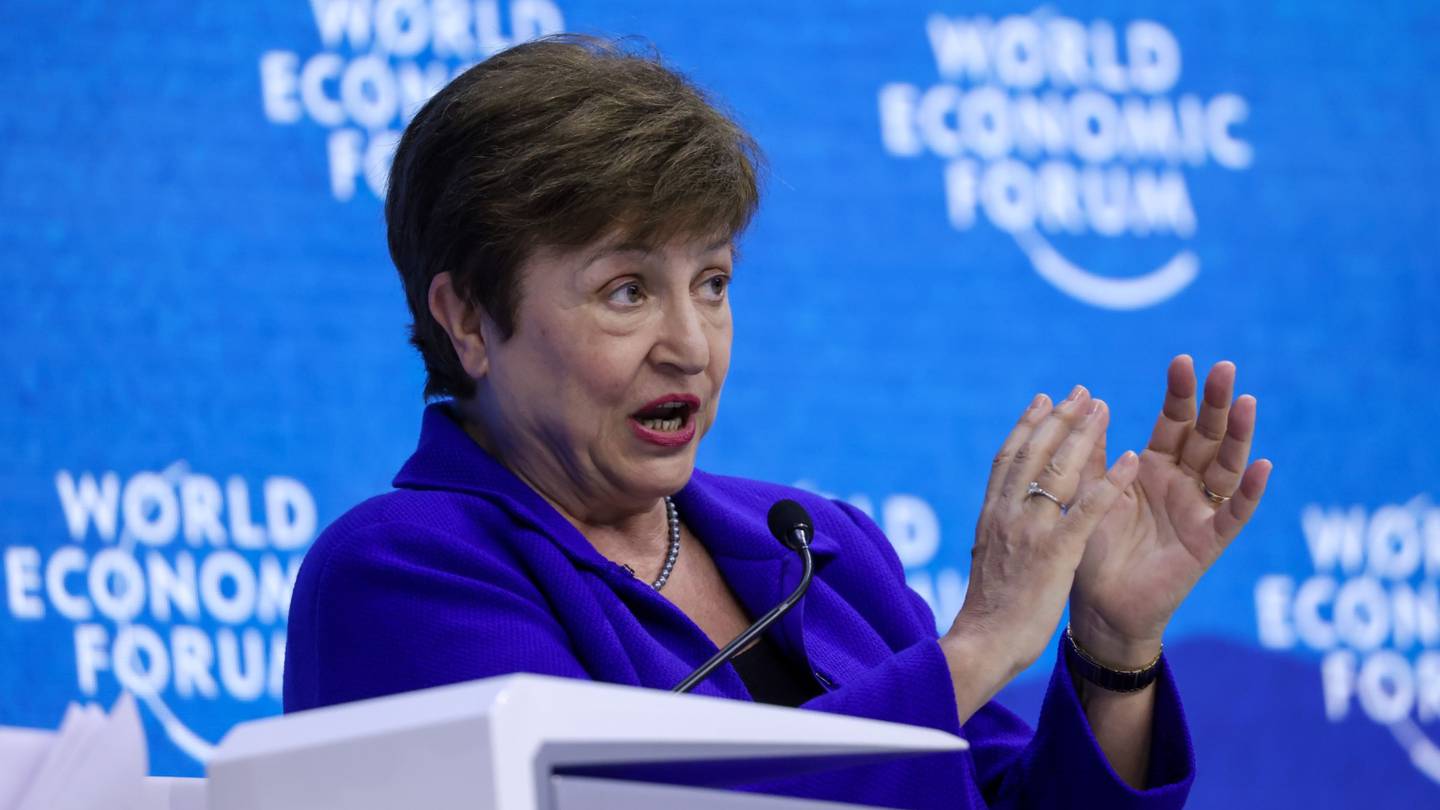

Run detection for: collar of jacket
[[391, 402, 842, 575]]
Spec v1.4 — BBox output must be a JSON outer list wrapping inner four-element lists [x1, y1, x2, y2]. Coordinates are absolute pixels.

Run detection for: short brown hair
[[386, 35, 764, 400]]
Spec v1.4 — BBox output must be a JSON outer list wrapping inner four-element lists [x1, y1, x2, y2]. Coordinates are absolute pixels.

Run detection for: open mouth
[[631, 399, 694, 432], [629, 395, 700, 445]]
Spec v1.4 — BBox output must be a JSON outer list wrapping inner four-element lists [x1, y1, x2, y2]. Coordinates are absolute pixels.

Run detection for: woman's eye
[[608, 282, 645, 305], [700, 274, 730, 300]]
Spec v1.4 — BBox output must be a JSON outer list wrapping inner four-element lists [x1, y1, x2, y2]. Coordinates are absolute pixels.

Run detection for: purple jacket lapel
[[393, 403, 849, 683]]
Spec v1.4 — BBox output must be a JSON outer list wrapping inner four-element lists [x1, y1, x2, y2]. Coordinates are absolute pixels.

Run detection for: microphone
[[672, 499, 816, 694]]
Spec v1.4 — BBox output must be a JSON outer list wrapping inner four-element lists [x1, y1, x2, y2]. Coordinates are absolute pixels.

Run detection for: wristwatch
[[1063, 625, 1163, 693]]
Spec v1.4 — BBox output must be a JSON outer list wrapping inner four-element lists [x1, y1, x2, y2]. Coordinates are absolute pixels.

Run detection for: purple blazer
[[284, 404, 1195, 809]]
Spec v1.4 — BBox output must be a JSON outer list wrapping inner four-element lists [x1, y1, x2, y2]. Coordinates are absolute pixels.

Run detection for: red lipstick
[[629, 394, 701, 448]]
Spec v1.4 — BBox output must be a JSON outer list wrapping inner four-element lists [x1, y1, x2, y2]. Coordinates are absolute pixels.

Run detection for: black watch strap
[[1063, 625, 1163, 693]]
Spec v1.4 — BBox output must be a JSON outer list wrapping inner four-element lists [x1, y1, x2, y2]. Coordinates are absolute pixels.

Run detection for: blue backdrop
[[2, 0, 1437, 804]]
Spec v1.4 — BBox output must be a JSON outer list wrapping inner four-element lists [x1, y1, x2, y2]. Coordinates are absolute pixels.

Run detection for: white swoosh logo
[[1390, 718, 1440, 784], [1012, 229, 1199, 310], [117, 460, 218, 764]]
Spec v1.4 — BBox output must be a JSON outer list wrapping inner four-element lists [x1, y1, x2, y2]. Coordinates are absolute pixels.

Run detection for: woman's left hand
[[1068, 355, 1273, 666]]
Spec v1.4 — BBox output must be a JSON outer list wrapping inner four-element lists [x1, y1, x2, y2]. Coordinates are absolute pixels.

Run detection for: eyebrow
[[582, 237, 734, 268]]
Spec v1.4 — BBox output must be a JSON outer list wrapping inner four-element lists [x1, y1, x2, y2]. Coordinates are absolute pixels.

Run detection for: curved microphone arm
[[672, 542, 814, 694]]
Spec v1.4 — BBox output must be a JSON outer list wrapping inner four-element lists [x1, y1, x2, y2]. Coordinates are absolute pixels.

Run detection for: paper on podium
[[0, 692, 149, 810], [0, 725, 52, 809], [136, 777, 207, 810], [210, 674, 968, 810]]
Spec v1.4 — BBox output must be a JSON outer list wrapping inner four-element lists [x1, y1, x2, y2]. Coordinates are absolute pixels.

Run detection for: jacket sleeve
[[284, 518, 590, 712], [827, 500, 1196, 809], [790, 501, 969, 737], [966, 641, 1195, 809]]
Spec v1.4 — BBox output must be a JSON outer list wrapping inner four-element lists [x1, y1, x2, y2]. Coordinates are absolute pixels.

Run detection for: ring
[[1026, 481, 1069, 512], [1201, 480, 1231, 504]]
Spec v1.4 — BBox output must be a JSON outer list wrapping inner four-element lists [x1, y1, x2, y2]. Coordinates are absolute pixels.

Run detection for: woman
[[284, 36, 1271, 809]]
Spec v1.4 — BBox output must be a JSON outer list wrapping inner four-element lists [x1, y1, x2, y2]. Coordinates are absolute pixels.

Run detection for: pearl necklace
[[620, 496, 681, 591]]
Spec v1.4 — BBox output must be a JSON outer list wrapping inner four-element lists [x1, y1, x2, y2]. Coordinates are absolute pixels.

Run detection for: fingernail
[[1066, 385, 1084, 402], [1029, 393, 1045, 410], [1111, 446, 1134, 472], [1087, 398, 1103, 416]]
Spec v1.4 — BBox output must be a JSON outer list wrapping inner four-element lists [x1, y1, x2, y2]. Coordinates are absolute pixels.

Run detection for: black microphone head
[[767, 499, 814, 550]]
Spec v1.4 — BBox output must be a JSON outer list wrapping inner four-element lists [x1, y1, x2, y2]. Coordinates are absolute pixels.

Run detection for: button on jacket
[[284, 403, 1195, 809]]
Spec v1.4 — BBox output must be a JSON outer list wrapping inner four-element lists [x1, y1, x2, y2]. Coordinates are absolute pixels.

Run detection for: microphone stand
[[672, 539, 813, 693]]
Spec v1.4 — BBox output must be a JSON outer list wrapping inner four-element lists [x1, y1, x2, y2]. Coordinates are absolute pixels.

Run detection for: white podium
[[207, 674, 967, 810]]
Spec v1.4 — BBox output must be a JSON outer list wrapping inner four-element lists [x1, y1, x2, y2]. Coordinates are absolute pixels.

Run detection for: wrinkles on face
[[465, 232, 734, 529]]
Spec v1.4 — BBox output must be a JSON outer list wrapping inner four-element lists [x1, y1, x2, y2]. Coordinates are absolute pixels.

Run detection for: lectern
[[207, 674, 968, 810]]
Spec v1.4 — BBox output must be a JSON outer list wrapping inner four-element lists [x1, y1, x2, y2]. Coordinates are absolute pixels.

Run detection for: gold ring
[[1201, 480, 1231, 504]]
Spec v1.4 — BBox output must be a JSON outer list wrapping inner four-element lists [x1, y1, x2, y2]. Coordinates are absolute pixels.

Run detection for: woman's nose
[[652, 299, 711, 375]]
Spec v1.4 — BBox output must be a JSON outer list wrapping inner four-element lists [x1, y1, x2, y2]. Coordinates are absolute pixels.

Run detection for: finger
[[1054, 450, 1141, 552], [1179, 361, 1235, 476], [1002, 385, 1093, 504], [1083, 416, 1108, 481], [984, 393, 1054, 506], [1202, 395, 1256, 498], [1028, 399, 1109, 517], [1213, 459, 1273, 543], [1146, 355, 1196, 459]]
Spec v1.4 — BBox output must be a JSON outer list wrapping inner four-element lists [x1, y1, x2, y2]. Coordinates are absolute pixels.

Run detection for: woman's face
[[474, 231, 734, 519]]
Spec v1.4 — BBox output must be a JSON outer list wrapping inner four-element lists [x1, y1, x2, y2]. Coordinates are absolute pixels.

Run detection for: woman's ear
[[428, 272, 490, 380]]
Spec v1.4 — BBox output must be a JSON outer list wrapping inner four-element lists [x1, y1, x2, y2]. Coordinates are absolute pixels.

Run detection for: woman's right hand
[[938, 387, 1140, 722]]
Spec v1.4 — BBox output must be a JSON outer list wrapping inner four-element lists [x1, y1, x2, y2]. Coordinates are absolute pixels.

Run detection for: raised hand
[[944, 386, 1140, 699], [1069, 356, 1273, 666]]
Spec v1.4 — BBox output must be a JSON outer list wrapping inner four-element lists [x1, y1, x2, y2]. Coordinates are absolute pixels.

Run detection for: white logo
[[1254, 496, 1440, 783], [258, 0, 566, 202], [1, 462, 318, 764], [877, 10, 1252, 309]]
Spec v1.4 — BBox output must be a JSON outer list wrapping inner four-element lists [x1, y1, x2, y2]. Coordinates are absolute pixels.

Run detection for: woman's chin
[[625, 455, 697, 498]]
